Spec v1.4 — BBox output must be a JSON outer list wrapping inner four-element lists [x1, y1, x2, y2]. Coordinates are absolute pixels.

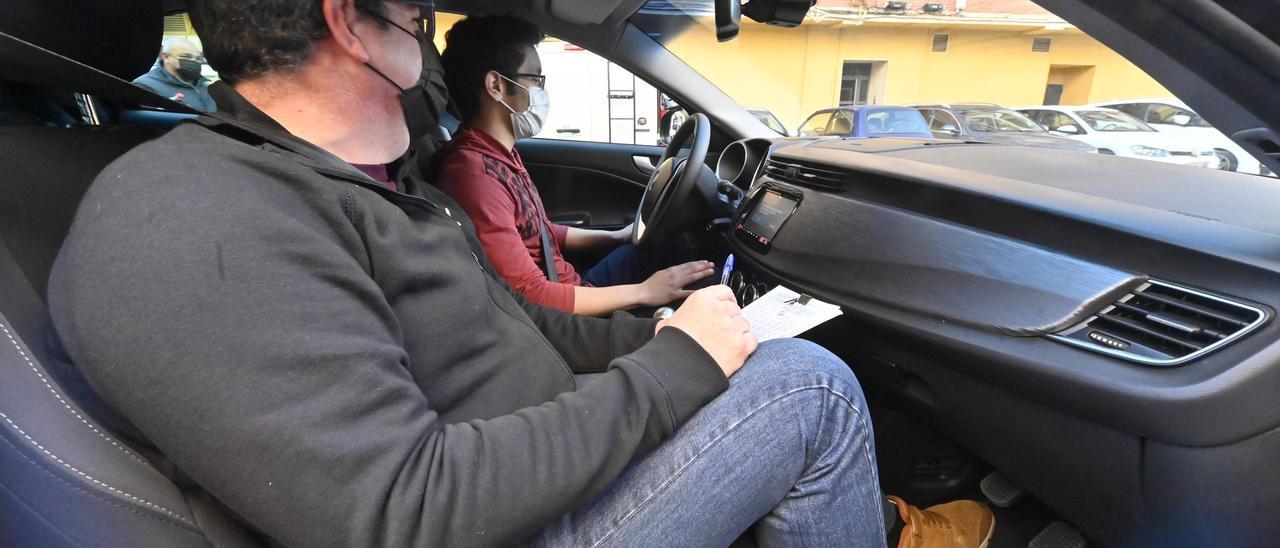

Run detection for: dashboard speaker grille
[[1049, 280, 1268, 366]]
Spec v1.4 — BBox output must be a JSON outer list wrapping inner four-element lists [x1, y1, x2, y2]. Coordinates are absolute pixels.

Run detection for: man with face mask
[[48, 1, 992, 547], [132, 37, 217, 112], [435, 15, 718, 316]]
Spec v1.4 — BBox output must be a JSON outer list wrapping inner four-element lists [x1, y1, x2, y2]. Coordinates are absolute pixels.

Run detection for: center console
[[733, 185, 802, 254]]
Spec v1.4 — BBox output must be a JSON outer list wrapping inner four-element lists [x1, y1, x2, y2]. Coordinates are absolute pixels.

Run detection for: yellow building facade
[[658, 18, 1173, 130], [430, 11, 1173, 132]]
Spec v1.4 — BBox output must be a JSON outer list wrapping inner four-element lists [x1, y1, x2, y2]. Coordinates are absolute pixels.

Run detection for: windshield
[[959, 109, 1043, 133], [865, 108, 930, 135], [1076, 110, 1153, 132], [625, 1, 1272, 175]]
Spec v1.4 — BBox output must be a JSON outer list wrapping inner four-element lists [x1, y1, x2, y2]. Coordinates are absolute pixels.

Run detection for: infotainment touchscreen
[[736, 189, 799, 252]]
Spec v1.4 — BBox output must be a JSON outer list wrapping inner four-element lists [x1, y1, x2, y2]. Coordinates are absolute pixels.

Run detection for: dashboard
[[712, 135, 1280, 547]]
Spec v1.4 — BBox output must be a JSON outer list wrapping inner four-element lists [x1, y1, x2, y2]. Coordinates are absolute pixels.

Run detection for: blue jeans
[[524, 339, 886, 547], [582, 242, 703, 287]]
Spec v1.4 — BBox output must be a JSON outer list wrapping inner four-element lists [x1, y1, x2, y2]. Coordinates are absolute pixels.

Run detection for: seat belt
[[539, 224, 559, 283]]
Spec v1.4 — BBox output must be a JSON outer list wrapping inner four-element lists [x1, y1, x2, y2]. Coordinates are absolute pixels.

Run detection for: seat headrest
[[0, 0, 162, 81]]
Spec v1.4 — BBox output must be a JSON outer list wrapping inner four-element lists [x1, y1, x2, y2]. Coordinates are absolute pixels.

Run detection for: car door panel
[[516, 138, 658, 229]]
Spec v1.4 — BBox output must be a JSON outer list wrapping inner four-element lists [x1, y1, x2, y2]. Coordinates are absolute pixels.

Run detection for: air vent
[[1049, 280, 1268, 366], [164, 14, 192, 34], [1031, 37, 1052, 53], [762, 158, 849, 189], [931, 33, 949, 53]]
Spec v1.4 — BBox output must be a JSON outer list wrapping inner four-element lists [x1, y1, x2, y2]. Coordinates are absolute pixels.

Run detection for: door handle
[[551, 212, 591, 227], [632, 155, 657, 175]]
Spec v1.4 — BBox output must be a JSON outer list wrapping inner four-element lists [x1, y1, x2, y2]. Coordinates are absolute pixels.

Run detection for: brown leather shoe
[[887, 495, 996, 548]]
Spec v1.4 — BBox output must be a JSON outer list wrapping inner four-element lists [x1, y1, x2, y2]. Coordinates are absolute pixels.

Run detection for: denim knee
[[735, 338, 865, 404], [748, 338, 855, 379]]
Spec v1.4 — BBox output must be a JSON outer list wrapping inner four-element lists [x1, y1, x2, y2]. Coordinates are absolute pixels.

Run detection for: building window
[[931, 33, 949, 53], [839, 62, 872, 105], [163, 14, 192, 34]]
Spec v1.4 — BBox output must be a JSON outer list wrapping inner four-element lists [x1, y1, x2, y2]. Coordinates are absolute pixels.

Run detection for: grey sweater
[[47, 87, 727, 546]]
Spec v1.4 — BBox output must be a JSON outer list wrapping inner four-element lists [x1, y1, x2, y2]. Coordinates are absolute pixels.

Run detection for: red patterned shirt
[[436, 127, 581, 311]]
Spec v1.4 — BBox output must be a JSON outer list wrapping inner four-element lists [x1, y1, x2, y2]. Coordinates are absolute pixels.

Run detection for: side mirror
[[1053, 124, 1081, 135], [715, 0, 741, 42], [659, 107, 687, 146], [1168, 113, 1192, 126], [940, 123, 960, 135]]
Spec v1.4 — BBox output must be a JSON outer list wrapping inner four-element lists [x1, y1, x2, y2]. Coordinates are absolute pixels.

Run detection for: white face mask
[[498, 74, 550, 140]]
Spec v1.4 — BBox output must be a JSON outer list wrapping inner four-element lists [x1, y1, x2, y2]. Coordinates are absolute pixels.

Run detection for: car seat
[[0, 1, 267, 545]]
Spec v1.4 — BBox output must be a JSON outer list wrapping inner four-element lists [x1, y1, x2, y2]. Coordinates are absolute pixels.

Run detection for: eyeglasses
[[511, 73, 546, 88]]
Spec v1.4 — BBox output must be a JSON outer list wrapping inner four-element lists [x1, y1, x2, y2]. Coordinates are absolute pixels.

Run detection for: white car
[[1089, 98, 1268, 175], [1018, 106, 1218, 169]]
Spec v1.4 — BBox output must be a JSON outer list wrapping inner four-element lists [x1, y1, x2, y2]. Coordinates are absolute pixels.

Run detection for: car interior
[[3, 0, 1280, 547]]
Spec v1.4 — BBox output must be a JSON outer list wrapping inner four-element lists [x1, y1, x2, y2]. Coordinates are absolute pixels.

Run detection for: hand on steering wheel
[[633, 113, 710, 247]]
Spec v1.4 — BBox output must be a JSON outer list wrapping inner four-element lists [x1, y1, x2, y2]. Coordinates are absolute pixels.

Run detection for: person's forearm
[[564, 226, 628, 252], [573, 283, 646, 316]]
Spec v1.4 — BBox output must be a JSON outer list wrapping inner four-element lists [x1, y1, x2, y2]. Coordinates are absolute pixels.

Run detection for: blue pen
[[720, 253, 734, 285]]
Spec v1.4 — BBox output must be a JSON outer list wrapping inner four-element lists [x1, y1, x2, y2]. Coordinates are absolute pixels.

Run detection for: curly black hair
[[189, 0, 388, 84], [441, 15, 544, 122]]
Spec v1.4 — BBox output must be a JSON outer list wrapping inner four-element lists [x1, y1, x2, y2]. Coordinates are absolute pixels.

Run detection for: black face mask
[[361, 10, 450, 143], [176, 58, 202, 82]]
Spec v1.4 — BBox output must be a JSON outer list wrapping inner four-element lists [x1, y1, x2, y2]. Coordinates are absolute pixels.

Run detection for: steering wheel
[[633, 112, 710, 246]]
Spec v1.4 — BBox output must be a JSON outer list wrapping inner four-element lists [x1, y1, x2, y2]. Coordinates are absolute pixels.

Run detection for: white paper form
[[741, 286, 843, 342]]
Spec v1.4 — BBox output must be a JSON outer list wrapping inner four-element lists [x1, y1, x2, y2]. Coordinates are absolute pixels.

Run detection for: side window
[[925, 110, 959, 133], [1147, 104, 1196, 126], [921, 109, 940, 129], [1108, 103, 1147, 120], [1044, 112, 1074, 131], [1022, 110, 1046, 127], [533, 38, 664, 145], [130, 14, 220, 112], [798, 112, 833, 137], [966, 112, 1000, 132], [139, 10, 453, 111], [1053, 112, 1079, 131], [828, 110, 854, 135]]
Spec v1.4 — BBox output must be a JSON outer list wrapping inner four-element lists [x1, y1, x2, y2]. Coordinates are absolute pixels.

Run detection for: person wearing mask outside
[[132, 37, 217, 112]]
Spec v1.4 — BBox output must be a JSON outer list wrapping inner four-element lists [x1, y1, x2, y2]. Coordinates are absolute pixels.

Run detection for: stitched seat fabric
[[0, 1, 268, 544]]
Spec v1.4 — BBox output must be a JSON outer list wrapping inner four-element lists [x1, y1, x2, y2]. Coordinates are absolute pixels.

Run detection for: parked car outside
[[747, 107, 788, 136], [1018, 105, 1217, 168], [914, 103, 1097, 153], [1090, 98, 1267, 175], [795, 106, 933, 139]]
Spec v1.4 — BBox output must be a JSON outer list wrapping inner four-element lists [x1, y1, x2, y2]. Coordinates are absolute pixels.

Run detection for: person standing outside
[[132, 37, 218, 112]]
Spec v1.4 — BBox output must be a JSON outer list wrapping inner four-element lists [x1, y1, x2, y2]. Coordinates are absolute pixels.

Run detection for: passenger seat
[[0, 1, 265, 545]]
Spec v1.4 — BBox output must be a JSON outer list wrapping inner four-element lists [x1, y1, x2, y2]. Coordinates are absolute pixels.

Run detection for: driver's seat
[[0, 2, 264, 546]]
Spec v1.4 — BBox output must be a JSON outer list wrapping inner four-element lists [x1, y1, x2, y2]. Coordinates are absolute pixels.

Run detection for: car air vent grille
[[762, 159, 849, 189], [1049, 280, 1268, 366]]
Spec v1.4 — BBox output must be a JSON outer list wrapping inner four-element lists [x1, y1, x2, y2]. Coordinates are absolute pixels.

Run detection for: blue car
[[796, 106, 934, 139]]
